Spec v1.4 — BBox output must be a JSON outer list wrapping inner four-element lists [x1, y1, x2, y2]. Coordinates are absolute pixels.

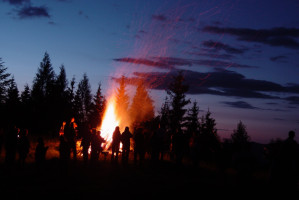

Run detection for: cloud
[[113, 57, 174, 69], [152, 14, 167, 21], [186, 51, 234, 60], [78, 10, 89, 19], [112, 69, 299, 99], [270, 55, 288, 63], [285, 96, 299, 105], [202, 40, 248, 54], [202, 26, 299, 49], [2, 0, 29, 5], [113, 56, 258, 69], [17, 5, 50, 18], [221, 101, 260, 109]]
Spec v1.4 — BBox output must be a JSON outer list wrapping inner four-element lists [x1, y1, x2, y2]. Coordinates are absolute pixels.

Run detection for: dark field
[[0, 139, 298, 199]]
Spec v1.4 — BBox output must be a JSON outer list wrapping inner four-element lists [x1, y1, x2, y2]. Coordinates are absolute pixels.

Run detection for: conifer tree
[[167, 71, 190, 133], [231, 120, 250, 151], [0, 58, 11, 105], [115, 75, 130, 129], [89, 82, 106, 128], [5, 77, 20, 125], [186, 101, 200, 136], [130, 81, 154, 129], [74, 73, 92, 124]]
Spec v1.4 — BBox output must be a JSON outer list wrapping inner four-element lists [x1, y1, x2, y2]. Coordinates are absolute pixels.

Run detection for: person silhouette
[[133, 127, 145, 166], [270, 130, 299, 191], [17, 129, 30, 167], [35, 137, 48, 169], [64, 117, 78, 161], [80, 125, 91, 165], [111, 126, 121, 163], [59, 135, 70, 174], [121, 126, 133, 165], [5, 125, 18, 166]]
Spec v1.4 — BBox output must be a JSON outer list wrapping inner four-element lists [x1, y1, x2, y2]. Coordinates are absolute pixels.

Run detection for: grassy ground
[[0, 139, 298, 199]]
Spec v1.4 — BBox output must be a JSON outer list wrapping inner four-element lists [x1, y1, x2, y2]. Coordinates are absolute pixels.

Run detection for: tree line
[[0, 52, 255, 161]]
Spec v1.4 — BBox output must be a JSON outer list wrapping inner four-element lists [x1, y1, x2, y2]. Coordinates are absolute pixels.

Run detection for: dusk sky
[[1, 0, 299, 143]]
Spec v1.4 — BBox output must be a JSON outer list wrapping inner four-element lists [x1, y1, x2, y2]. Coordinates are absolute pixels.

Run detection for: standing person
[[121, 126, 133, 165], [64, 117, 78, 161], [59, 135, 70, 174], [35, 137, 48, 169], [5, 125, 18, 165], [17, 129, 30, 167], [111, 126, 121, 163], [133, 127, 145, 166], [90, 129, 105, 163], [80, 125, 91, 165]]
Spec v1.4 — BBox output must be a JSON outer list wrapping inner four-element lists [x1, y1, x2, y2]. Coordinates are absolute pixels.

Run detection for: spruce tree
[[231, 121, 250, 151], [130, 81, 154, 129], [166, 71, 190, 133], [5, 77, 20, 126], [0, 58, 11, 105], [31, 52, 56, 135], [115, 75, 130, 129], [186, 101, 200, 136], [89, 82, 106, 128], [74, 73, 92, 124]]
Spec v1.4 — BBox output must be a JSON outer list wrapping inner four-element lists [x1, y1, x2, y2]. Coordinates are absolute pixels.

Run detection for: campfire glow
[[98, 96, 119, 151]]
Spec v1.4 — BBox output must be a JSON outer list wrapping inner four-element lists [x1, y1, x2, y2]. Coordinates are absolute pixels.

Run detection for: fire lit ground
[[0, 145, 276, 199]]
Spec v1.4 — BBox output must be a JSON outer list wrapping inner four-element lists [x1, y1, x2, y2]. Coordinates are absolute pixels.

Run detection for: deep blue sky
[[1, 0, 299, 143]]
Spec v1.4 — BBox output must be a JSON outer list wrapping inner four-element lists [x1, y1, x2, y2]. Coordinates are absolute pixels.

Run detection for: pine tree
[[167, 71, 190, 133], [31, 52, 56, 135], [31, 52, 55, 101], [130, 81, 154, 129], [0, 58, 11, 105], [20, 84, 32, 129], [186, 101, 200, 136], [5, 77, 20, 126], [21, 84, 31, 105], [200, 110, 221, 160], [115, 75, 130, 129], [231, 121, 250, 151], [89, 82, 106, 128], [74, 73, 92, 124], [159, 96, 170, 130]]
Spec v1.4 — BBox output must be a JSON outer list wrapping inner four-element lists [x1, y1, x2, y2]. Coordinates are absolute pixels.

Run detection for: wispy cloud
[[112, 69, 299, 102], [113, 56, 258, 69], [202, 40, 248, 54], [202, 26, 299, 49], [2, 0, 29, 5], [17, 5, 50, 19], [221, 101, 260, 109]]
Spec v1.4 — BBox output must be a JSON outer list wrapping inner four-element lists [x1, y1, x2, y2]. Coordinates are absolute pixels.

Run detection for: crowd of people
[[0, 117, 299, 191]]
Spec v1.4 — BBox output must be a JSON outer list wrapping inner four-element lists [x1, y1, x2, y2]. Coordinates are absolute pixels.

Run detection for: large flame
[[98, 96, 119, 151]]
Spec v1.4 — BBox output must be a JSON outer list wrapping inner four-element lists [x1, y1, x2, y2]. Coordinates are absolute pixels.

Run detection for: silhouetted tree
[[53, 65, 72, 133], [167, 71, 190, 133], [159, 96, 170, 131], [0, 58, 11, 126], [0, 58, 11, 104], [199, 110, 221, 161], [231, 121, 250, 151], [89, 82, 106, 128], [130, 81, 154, 129], [31, 52, 56, 135], [186, 101, 200, 136], [5, 77, 20, 126], [20, 84, 33, 130], [115, 75, 130, 129], [74, 73, 92, 124]]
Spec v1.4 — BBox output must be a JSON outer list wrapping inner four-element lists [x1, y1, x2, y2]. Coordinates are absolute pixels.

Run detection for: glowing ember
[[98, 96, 119, 151]]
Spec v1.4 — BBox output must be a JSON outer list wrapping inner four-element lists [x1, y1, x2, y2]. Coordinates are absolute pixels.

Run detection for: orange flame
[[97, 96, 119, 151]]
